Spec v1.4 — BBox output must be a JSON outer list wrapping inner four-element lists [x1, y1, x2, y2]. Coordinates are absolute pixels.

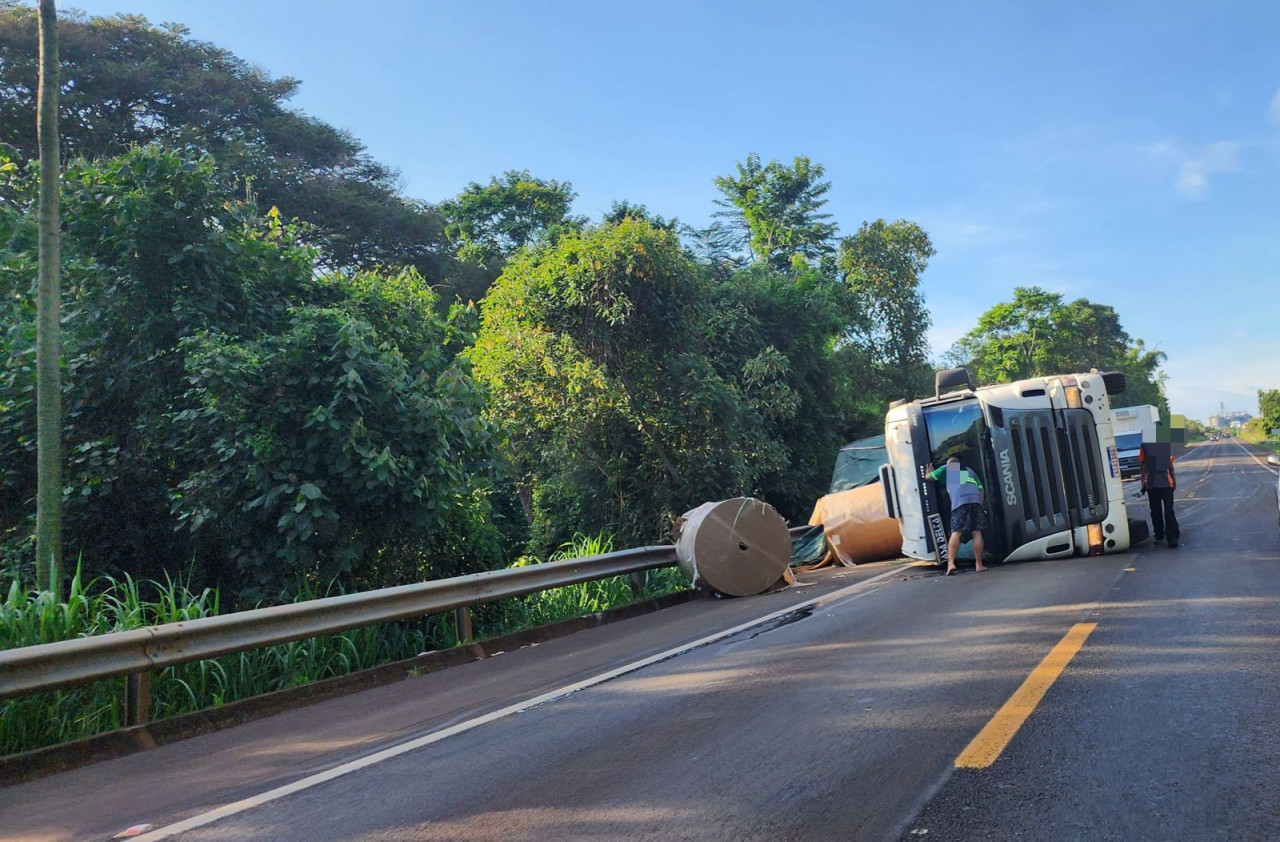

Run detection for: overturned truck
[[880, 367, 1146, 566]]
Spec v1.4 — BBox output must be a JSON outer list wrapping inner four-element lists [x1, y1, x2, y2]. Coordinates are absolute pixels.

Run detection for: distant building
[[1207, 410, 1252, 430]]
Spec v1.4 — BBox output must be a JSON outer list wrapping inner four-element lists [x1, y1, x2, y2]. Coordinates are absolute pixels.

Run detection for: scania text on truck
[[879, 367, 1142, 566]]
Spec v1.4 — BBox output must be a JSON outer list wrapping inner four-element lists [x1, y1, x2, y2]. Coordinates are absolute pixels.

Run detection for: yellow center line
[[955, 622, 1097, 769]]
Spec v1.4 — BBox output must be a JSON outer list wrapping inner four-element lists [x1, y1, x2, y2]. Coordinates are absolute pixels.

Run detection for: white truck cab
[[882, 367, 1137, 565]]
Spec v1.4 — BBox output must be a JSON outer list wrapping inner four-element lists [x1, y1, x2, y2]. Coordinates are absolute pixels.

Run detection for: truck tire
[[1127, 517, 1150, 546]]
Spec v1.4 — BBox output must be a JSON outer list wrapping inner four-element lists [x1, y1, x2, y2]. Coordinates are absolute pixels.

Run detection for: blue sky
[[63, 0, 1280, 422]]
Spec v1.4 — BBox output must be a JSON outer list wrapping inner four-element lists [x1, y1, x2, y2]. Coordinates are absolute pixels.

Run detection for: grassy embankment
[[1237, 421, 1280, 454]]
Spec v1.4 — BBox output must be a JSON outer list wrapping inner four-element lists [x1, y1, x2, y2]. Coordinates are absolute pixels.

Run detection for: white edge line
[[132, 561, 916, 841], [1233, 440, 1279, 476]]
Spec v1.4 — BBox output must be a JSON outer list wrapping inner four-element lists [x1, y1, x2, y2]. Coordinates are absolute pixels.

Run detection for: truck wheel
[[1127, 517, 1150, 545]]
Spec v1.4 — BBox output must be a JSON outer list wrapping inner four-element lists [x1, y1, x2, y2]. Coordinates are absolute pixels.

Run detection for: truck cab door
[[885, 411, 945, 562]]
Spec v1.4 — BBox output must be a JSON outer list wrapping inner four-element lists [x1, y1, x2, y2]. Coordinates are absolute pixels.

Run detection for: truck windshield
[[922, 399, 986, 470], [829, 435, 887, 493], [1115, 432, 1142, 451]]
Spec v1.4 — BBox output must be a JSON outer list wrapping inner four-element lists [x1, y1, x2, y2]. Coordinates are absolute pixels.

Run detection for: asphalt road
[[2, 441, 1277, 841]]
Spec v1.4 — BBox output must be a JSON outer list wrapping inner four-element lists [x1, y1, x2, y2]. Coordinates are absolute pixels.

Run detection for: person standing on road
[[1140, 442, 1179, 548], [926, 457, 988, 575]]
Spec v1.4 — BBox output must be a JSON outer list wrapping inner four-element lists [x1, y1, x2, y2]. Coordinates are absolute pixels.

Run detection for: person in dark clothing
[[926, 457, 988, 574], [1140, 443, 1179, 548]]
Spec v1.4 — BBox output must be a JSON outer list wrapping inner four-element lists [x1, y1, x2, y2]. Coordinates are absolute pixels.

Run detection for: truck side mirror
[[935, 367, 975, 398]]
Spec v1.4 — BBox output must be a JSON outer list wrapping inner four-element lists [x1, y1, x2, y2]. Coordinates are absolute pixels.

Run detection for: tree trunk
[[35, 0, 62, 596]]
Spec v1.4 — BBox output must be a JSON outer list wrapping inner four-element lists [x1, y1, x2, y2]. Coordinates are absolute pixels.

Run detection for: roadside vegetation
[[1, 537, 686, 756], [0, 4, 1174, 754], [1254, 390, 1280, 452]]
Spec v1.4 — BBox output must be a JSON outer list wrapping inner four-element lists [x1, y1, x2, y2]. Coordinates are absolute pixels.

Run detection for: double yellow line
[[955, 622, 1097, 769]]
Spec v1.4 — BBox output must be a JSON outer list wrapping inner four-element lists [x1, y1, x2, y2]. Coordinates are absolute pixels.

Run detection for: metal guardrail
[[0, 545, 680, 724]]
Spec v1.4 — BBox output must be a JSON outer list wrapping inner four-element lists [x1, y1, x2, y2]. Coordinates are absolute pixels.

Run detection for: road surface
[[1, 440, 1277, 841]]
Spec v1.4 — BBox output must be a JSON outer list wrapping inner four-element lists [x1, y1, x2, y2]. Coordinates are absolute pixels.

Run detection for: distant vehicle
[[882, 367, 1138, 566], [1112, 404, 1159, 478], [1211, 434, 1220, 442]]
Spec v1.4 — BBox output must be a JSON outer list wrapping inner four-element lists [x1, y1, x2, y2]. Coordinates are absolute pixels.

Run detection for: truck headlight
[[1087, 523, 1104, 555]]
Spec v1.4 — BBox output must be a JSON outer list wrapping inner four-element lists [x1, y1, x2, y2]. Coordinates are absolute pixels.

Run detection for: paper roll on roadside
[[674, 498, 790, 596]]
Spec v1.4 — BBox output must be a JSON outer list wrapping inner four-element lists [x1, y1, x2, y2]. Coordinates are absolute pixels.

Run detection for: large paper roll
[[674, 498, 790, 596]]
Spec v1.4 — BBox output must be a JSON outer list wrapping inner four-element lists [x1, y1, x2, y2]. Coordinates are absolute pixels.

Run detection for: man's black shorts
[[950, 503, 989, 539]]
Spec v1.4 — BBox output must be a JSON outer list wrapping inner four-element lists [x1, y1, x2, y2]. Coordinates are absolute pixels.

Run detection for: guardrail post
[[628, 571, 646, 599], [124, 671, 151, 727], [454, 607, 473, 645]]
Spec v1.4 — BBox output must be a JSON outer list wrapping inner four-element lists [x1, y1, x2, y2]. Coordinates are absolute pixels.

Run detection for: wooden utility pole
[[35, 0, 62, 595]]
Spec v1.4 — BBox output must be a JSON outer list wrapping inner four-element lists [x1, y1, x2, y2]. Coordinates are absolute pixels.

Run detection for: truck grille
[[1000, 408, 1108, 544], [1008, 413, 1068, 536], [1058, 409, 1107, 523]]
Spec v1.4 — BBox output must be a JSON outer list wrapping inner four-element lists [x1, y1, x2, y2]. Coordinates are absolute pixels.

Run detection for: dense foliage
[[469, 216, 862, 552], [0, 1, 448, 280], [1259, 389, 1280, 437], [0, 4, 1166, 608], [948, 286, 1168, 414], [0, 147, 499, 601]]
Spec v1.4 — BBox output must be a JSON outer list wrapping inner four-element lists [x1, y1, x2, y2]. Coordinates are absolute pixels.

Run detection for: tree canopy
[[837, 220, 936, 405], [1258, 388, 1280, 436], [948, 286, 1167, 413], [0, 2, 448, 281], [468, 215, 857, 552], [712, 153, 837, 270], [0, 146, 498, 600], [440, 170, 578, 264]]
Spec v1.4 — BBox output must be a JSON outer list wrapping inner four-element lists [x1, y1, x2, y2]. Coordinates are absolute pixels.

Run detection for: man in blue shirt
[[926, 457, 988, 575]]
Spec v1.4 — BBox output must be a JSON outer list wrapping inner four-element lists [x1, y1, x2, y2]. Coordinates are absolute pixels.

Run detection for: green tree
[[837, 220, 935, 403], [1, 146, 497, 600], [441, 170, 577, 263], [438, 170, 578, 304], [172, 272, 500, 600], [948, 286, 1167, 409], [1116, 339, 1168, 417], [707, 264, 853, 515], [33, 0, 59, 594], [471, 212, 861, 548], [712, 153, 837, 270], [1259, 388, 1280, 436], [0, 3, 446, 281], [602, 200, 677, 232], [471, 218, 773, 551]]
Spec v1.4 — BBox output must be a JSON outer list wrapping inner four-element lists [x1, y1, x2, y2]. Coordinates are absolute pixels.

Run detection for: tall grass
[[480, 532, 688, 637], [0, 569, 451, 756], [1, 539, 689, 757]]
